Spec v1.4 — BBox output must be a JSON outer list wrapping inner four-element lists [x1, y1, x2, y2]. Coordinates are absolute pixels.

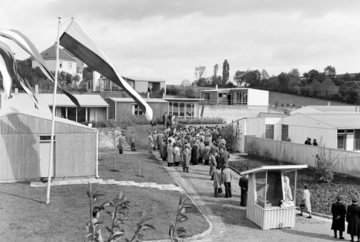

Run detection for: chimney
[[215, 85, 218, 90], [35, 85, 39, 96], [15, 88, 18, 94], [328, 102, 331, 106]]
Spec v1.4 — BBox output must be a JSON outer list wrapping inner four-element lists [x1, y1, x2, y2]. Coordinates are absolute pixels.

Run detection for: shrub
[[247, 140, 260, 157], [262, 148, 271, 161], [315, 149, 336, 183], [178, 117, 226, 125]]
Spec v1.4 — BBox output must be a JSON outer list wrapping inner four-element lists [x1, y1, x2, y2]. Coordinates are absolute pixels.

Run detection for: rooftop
[[108, 97, 168, 103], [309, 105, 359, 113], [303, 113, 360, 129], [40, 94, 109, 107], [240, 165, 308, 175], [37, 45, 76, 62], [122, 76, 166, 82], [200, 88, 267, 92], [163, 97, 204, 102]]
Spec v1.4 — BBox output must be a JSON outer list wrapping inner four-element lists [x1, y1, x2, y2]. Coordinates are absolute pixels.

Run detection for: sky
[[1, 0, 360, 84]]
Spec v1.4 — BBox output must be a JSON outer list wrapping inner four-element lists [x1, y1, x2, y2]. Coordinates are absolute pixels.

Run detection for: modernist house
[[163, 97, 204, 119], [105, 98, 168, 123], [200, 87, 269, 106], [0, 94, 98, 182], [39, 94, 109, 123], [91, 73, 166, 93], [32, 44, 84, 81]]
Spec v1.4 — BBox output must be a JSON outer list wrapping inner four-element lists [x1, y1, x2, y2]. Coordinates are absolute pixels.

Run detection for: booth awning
[[240, 165, 308, 175]]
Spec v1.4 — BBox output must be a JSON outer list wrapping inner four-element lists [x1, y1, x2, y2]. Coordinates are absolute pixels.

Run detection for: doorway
[[39, 136, 55, 178], [227, 93, 232, 105]]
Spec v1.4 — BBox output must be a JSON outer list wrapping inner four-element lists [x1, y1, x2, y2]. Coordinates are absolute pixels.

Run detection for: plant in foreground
[[85, 183, 154, 242], [168, 196, 193, 242]]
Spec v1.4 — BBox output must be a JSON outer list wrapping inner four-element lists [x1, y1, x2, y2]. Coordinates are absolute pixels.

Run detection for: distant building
[[31, 44, 84, 81], [200, 87, 269, 106], [163, 97, 204, 119], [290, 105, 360, 115], [90, 73, 166, 93], [105, 98, 168, 123]]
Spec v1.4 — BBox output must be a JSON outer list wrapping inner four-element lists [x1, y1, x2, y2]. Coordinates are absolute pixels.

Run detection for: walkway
[[154, 151, 337, 242]]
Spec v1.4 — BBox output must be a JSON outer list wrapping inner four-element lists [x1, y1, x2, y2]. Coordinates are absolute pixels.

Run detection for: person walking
[[222, 164, 232, 198], [331, 195, 346, 239], [181, 146, 191, 173], [130, 132, 136, 151], [203, 142, 211, 165], [347, 196, 360, 242], [212, 167, 222, 197], [118, 133, 125, 154], [299, 184, 312, 218], [191, 140, 199, 165], [239, 174, 248, 206], [209, 151, 217, 180], [174, 144, 181, 166], [167, 142, 175, 167], [148, 132, 154, 153]]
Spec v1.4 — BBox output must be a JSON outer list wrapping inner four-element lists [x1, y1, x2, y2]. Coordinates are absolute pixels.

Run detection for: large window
[[337, 130, 346, 150], [265, 125, 274, 139], [132, 105, 143, 115], [281, 125, 289, 141], [77, 108, 86, 123], [67, 107, 77, 121]]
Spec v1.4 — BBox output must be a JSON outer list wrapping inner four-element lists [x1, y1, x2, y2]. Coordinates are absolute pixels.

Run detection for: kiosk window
[[255, 171, 267, 208]]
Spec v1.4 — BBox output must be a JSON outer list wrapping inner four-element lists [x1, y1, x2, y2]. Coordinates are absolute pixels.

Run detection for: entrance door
[[227, 93, 232, 105], [39, 136, 55, 178]]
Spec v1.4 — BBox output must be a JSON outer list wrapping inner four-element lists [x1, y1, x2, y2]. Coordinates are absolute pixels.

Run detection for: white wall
[[247, 89, 269, 106], [265, 117, 282, 140], [135, 81, 149, 93], [33, 59, 77, 76], [282, 114, 337, 148]]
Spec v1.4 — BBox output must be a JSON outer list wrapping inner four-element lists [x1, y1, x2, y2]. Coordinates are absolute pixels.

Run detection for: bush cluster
[[177, 117, 226, 125], [246, 140, 260, 157]]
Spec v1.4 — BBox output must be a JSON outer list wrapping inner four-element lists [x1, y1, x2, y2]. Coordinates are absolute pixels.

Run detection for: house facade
[[163, 97, 203, 119]]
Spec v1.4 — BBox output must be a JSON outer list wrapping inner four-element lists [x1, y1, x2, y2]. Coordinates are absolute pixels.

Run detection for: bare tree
[[195, 66, 206, 81], [181, 79, 191, 86], [260, 69, 270, 80], [213, 64, 218, 78]]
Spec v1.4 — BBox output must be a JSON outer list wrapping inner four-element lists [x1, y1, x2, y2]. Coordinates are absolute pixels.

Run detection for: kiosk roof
[[240, 165, 308, 175]]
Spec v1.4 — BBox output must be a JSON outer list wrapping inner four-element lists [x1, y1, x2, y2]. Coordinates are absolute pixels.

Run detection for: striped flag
[[0, 40, 39, 108], [0, 29, 80, 107], [59, 20, 153, 121]]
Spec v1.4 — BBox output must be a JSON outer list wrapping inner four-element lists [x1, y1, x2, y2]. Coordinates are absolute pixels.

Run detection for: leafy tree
[[355, 73, 360, 82], [213, 64, 218, 79], [324, 65, 336, 78], [288, 77, 301, 94], [277, 72, 290, 92], [308, 79, 322, 97], [320, 77, 337, 97], [241, 70, 260, 86], [233, 70, 245, 86], [343, 73, 352, 82], [83, 66, 93, 81], [288, 68, 300, 78], [180, 79, 191, 86], [73, 74, 81, 83], [196, 77, 208, 87], [339, 84, 359, 104], [260, 69, 270, 80], [222, 59, 230, 85]]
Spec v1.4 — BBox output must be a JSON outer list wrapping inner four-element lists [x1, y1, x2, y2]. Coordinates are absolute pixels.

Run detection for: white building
[[290, 105, 360, 115], [31, 44, 83, 81]]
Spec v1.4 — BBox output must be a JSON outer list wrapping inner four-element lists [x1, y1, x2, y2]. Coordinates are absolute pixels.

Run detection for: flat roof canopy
[[240, 165, 308, 175]]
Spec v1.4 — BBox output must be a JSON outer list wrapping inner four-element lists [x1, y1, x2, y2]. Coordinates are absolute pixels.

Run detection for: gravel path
[[157, 151, 340, 242]]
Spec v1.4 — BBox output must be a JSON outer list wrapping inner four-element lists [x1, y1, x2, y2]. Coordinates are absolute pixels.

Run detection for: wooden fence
[[245, 136, 360, 178]]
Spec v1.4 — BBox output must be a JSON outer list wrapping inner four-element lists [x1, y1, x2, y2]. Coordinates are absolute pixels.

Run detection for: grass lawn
[[230, 155, 360, 216], [125, 125, 165, 150], [269, 91, 350, 107], [0, 153, 209, 242]]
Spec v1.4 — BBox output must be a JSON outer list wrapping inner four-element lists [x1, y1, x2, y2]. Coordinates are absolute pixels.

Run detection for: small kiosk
[[240, 165, 308, 230]]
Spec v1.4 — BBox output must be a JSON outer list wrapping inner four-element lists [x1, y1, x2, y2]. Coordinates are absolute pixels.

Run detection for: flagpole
[[46, 17, 61, 204]]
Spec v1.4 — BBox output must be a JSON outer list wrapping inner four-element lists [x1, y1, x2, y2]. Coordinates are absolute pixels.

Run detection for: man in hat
[[222, 164, 232, 198], [239, 174, 249, 206], [347, 196, 360, 242], [332, 195, 346, 239]]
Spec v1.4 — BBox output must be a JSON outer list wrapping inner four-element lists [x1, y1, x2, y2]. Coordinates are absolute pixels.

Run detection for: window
[[218, 93, 222, 98], [77, 108, 86, 123], [68, 63, 72, 69], [355, 130, 360, 150], [67, 107, 77, 121], [281, 125, 289, 141], [266, 172, 283, 207], [265, 125, 274, 139], [337, 134, 345, 150], [132, 105, 143, 115], [59, 61, 62, 68], [61, 107, 67, 118], [255, 171, 267, 208]]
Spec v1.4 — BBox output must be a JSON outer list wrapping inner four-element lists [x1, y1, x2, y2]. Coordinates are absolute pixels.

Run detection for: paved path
[[154, 151, 339, 242]]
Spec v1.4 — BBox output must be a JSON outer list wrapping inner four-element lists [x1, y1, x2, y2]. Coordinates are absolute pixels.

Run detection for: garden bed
[[229, 155, 360, 216]]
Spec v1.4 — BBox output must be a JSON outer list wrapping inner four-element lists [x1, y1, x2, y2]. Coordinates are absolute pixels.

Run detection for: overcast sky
[[1, 0, 360, 84]]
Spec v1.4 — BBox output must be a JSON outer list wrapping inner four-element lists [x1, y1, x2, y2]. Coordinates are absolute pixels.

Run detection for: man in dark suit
[[239, 174, 248, 207], [347, 196, 360, 242], [332, 195, 346, 239]]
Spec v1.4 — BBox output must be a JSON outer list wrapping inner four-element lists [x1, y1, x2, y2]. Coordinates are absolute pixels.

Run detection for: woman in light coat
[[299, 184, 312, 218], [182, 147, 191, 172], [167, 143, 175, 167], [173, 144, 181, 166]]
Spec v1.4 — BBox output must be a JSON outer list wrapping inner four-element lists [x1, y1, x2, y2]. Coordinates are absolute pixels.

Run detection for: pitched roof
[[122, 76, 165, 82], [303, 113, 360, 129], [39, 45, 76, 62], [309, 105, 358, 112], [39, 94, 109, 107], [108, 97, 168, 103]]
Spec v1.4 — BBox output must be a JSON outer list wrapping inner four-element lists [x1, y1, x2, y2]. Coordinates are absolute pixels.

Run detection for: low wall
[[97, 127, 123, 150], [245, 136, 360, 178]]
